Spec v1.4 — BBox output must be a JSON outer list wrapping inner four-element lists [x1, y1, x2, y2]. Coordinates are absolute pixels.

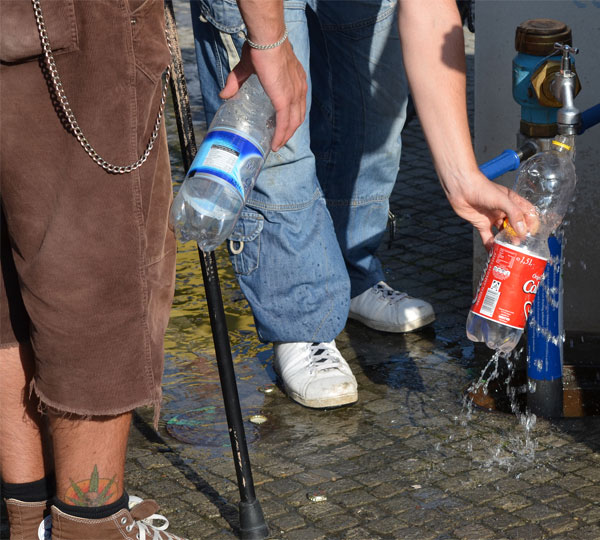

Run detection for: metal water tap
[[552, 43, 581, 135]]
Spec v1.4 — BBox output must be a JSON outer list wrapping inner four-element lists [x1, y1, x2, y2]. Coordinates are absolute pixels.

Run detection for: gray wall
[[473, 0, 600, 333]]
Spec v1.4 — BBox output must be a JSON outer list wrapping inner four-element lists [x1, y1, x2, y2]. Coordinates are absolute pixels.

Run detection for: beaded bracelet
[[246, 26, 289, 50]]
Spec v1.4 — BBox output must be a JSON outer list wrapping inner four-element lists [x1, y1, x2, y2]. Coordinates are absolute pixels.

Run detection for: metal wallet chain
[[31, 0, 171, 174]]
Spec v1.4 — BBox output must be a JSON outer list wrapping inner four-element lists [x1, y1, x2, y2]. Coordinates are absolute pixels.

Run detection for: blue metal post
[[527, 234, 564, 417]]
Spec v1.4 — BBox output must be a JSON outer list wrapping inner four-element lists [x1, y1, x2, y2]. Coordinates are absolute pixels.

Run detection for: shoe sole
[[287, 388, 358, 409], [348, 312, 436, 333], [273, 367, 358, 409]]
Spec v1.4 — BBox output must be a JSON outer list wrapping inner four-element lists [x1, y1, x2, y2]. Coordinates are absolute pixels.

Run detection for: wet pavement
[[3, 19, 600, 540], [127, 25, 600, 540]]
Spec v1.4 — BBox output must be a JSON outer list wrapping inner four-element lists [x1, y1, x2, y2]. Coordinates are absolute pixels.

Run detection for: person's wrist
[[245, 26, 288, 50]]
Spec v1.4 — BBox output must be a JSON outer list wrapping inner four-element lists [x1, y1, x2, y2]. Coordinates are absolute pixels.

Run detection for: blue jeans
[[191, 0, 408, 343]]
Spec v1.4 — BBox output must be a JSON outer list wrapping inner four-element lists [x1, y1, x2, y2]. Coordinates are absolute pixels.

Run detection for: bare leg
[[50, 412, 132, 506], [0, 343, 50, 483]]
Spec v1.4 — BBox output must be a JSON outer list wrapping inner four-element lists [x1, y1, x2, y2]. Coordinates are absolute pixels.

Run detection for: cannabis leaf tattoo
[[66, 465, 118, 506]]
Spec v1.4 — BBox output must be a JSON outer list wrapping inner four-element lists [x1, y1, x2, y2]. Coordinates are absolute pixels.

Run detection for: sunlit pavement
[[3, 27, 600, 540], [119, 28, 600, 540]]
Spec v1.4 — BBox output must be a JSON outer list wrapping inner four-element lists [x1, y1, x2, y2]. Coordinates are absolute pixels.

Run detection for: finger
[[501, 192, 529, 237], [271, 108, 290, 152], [219, 65, 251, 100], [523, 208, 540, 235], [478, 227, 495, 252], [298, 77, 308, 123], [290, 101, 305, 140]]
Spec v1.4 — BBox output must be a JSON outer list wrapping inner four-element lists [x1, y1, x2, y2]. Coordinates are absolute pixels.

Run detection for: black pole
[[163, 2, 268, 537], [198, 248, 269, 538]]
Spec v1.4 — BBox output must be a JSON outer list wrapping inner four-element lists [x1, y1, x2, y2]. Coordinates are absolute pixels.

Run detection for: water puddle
[[162, 51, 277, 453], [161, 241, 278, 454]]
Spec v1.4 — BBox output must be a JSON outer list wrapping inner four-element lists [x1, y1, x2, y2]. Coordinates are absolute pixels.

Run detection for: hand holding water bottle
[[170, 11, 307, 252], [219, 5, 307, 152]]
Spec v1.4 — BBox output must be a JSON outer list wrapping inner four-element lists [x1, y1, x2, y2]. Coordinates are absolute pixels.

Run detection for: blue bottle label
[[188, 128, 265, 200]]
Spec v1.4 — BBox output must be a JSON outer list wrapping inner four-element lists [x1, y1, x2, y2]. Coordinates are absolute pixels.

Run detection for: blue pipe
[[480, 103, 599, 180], [579, 103, 600, 134], [479, 149, 521, 180]]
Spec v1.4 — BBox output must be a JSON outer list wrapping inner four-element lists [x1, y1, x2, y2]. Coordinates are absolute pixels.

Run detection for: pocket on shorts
[[228, 211, 263, 276], [129, 0, 171, 83], [0, 0, 78, 64]]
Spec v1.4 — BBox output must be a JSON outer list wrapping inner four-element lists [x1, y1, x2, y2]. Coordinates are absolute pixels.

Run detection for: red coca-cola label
[[470, 241, 547, 330]]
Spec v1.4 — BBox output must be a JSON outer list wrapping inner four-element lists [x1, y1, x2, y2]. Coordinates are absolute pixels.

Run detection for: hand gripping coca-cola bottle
[[467, 135, 577, 354]]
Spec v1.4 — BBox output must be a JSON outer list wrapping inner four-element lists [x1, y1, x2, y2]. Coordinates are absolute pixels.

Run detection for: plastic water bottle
[[170, 74, 275, 251], [467, 135, 577, 354]]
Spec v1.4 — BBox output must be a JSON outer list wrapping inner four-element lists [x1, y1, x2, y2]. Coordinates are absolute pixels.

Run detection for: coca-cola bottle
[[467, 134, 577, 354]]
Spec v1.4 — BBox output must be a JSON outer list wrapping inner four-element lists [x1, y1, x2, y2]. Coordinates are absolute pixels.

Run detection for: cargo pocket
[[228, 211, 263, 276], [0, 0, 78, 64]]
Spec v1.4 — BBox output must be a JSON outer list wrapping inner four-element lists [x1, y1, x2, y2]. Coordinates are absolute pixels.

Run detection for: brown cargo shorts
[[0, 0, 176, 416]]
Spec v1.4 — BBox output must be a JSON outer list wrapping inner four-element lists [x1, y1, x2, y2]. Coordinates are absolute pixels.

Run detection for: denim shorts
[[0, 0, 176, 416]]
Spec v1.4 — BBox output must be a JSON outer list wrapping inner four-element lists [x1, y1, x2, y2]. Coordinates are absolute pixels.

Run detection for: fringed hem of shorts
[[0, 339, 28, 350], [29, 380, 162, 424]]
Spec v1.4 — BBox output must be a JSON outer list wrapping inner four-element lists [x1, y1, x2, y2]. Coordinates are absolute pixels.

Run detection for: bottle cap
[[502, 218, 516, 237]]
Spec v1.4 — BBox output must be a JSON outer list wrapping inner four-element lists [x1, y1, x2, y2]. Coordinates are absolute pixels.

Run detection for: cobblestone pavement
[[3, 26, 600, 540], [123, 28, 600, 540]]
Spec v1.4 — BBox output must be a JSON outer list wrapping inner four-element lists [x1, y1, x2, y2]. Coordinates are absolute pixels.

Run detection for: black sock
[[1, 474, 55, 502], [53, 490, 129, 520]]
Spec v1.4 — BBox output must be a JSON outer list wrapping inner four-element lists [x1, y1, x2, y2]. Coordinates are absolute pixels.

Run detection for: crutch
[[164, 2, 269, 538]]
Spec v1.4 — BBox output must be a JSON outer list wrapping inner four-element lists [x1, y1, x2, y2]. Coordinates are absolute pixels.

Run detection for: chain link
[[32, 0, 171, 174]]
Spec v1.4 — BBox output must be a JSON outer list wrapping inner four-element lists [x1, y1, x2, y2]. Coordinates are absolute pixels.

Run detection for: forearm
[[398, 0, 478, 196], [397, 1, 536, 247], [237, 0, 286, 46]]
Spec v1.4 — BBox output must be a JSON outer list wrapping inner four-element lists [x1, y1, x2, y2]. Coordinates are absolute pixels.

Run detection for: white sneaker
[[273, 341, 358, 408], [37, 516, 51, 540], [348, 281, 435, 333]]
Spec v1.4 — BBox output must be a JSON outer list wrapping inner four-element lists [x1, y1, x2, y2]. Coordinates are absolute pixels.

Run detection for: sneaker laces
[[373, 282, 408, 304], [37, 509, 177, 540], [128, 497, 179, 540], [135, 519, 177, 540], [307, 342, 344, 375]]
